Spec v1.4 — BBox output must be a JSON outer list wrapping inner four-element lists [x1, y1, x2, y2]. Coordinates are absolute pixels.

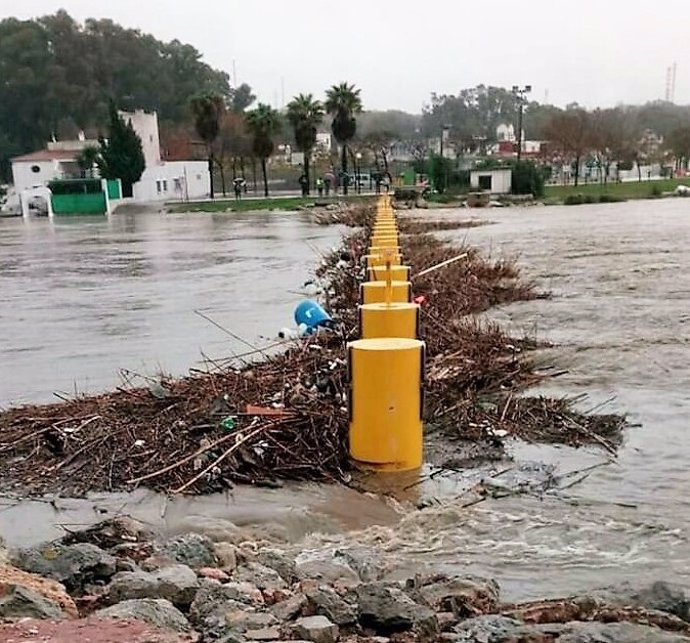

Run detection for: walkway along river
[[1, 199, 689, 605]]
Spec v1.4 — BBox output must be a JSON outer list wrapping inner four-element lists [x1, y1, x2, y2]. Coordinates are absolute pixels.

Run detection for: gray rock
[[214, 542, 239, 571], [414, 574, 499, 616], [271, 592, 308, 621], [225, 610, 278, 632], [559, 621, 690, 642], [356, 583, 438, 637], [189, 583, 251, 626], [157, 533, 217, 569], [0, 584, 64, 620], [334, 547, 383, 582], [235, 562, 287, 590], [95, 598, 191, 632], [61, 517, 153, 550], [295, 552, 359, 583], [11, 542, 117, 592], [245, 627, 281, 640], [257, 548, 297, 583], [107, 564, 199, 607], [306, 586, 357, 625], [452, 615, 539, 642], [294, 615, 339, 643], [592, 581, 690, 622]]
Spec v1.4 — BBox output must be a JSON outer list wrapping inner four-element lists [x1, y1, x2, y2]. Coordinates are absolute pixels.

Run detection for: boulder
[[61, 517, 153, 550], [11, 542, 117, 592], [592, 581, 690, 622], [0, 584, 64, 620], [95, 598, 192, 633], [295, 551, 359, 584], [334, 547, 383, 583], [189, 583, 251, 625], [245, 627, 281, 640], [271, 592, 308, 621], [213, 543, 239, 572], [414, 574, 499, 617], [157, 534, 217, 569], [0, 564, 78, 618], [452, 615, 541, 642], [306, 586, 357, 625], [234, 562, 288, 591], [257, 548, 297, 583], [107, 564, 199, 608], [225, 610, 278, 632], [294, 615, 339, 643], [559, 621, 690, 642], [356, 583, 438, 637], [199, 567, 231, 582]]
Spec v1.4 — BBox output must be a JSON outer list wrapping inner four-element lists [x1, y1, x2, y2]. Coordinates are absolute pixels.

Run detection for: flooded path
[[2, 201, 689, 602]]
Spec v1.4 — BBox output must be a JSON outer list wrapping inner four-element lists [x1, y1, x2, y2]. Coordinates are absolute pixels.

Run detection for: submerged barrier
[[347, 195, 425, 471]]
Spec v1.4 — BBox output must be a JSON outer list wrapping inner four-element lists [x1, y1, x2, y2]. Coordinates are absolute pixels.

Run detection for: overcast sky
[[4, 0, 689, 112]]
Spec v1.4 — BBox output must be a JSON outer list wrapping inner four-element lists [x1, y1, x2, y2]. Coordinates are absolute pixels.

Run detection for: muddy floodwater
[[1, 201, 689, 602]]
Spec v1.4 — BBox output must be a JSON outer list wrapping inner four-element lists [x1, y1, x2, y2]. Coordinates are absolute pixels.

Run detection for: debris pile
[[0, 204, 626, 496]]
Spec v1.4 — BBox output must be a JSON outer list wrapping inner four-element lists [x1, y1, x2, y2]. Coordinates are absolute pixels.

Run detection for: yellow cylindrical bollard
[[370, 237, 399, 248], [372, 227, 398, 237], [348, 338, 424, 471], [365, 253, 402, 268], [367, 265, 410, 281], [369, 246, 401, 256], [359, 302, 420, 339], [360, 280, 411, 304]]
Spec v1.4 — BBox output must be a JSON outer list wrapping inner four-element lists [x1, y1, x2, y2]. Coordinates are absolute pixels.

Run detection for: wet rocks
[[306, 585, 358, 625], [0, 584, 65, 619], [95, 598, 192, 632], [234, 561, 287, 590], [294, 615, 340, 643], [106, 564, 199, 608], [413, 574, 499, 617], [356, 583, 439, 637], [271, 592, 308, 621], [295, 551, 360, 584], [61, 517, 153, 550], [0, 564, 78, 617], [257, 548, 297, 584], [214, 542, 239, 572], [592, 581, 690, 622], [157, 534, 217, 569], [11, 542, 117, 593]]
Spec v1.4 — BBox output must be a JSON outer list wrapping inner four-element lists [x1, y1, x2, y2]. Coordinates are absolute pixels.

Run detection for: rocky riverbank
[[1, 517, 689, 642]]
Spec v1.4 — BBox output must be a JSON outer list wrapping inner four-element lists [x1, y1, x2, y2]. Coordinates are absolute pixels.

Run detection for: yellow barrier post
[[348, 337, 424, 471], [360, 280, 411, 304]]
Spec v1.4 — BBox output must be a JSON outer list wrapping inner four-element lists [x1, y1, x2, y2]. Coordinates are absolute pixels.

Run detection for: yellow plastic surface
[[367, 265, 411, 282], [360, 280, 411, 304], [359, 302, 420, 339], [365, 253, 402, 268]]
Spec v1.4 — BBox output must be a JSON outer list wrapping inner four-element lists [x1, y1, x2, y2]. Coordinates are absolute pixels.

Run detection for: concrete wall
[[132, 161, 209, 202], [119, 110, 161, 168], [470, 170, 512, 194], [11, 160, 60, 194]]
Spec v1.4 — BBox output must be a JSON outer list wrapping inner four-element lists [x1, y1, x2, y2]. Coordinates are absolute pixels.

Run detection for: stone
[[61, 517, 153, 550], [199, 567, 231, 582], [235, 562, 287, 591], [225, 611, 278, 631], [107, 564, 199, 608], [245, 627, 281, 640], [592, 581, 690, 622], [213, 543, 239, 572], [452, 615, 528, 642], [262, 587, 292, 606], [356, 583, 438, 637], [436, 612, 457, 631], [95, 598, 192, 632], [115, 558, 139, 573], [189, 584, 250, 625], [333, 547, 383, 582], [306, 586, 357, 626], [0, 584, 64, 619], [11, 542, 118, 592], [295, 552, 359, 584], [294, 615, 339, 643], [559, 621, 690, 642], [157, 534, 217, 569], [271, 592, 308, 621], [0, 564, 78, 618], [414, 574, 499, 617], [257, 548, 297, 584]]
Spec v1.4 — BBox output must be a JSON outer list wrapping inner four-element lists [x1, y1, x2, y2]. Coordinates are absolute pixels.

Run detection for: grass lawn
[[545, 178, 689, 201], [168, 194, 373, 213]]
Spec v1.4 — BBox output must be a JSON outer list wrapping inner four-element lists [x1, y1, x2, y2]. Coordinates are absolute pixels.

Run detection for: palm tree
[[190, 93, 225, 198], [286, 94, 324, 196], [325, 83, 363, 195], [245, 104, 282, 197]]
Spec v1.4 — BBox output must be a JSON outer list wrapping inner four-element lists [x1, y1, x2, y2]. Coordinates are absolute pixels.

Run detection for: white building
[[470, 168, 512, 194], [11, 110, 209, 203]]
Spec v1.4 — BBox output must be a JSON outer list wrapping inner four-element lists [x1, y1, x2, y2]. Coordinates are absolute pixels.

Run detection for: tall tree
[[190, 93, 225, 198], [230, 83, 256, 113], [668, 127, 690, 171], [286, 94, 324, 195], [245, 104, 281, 197], [97, 105, 146, 197], [544, 109, 593, 186], [325, 83, 363, 195]]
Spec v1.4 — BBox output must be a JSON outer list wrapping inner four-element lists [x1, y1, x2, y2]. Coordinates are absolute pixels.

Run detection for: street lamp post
[[439, 124, 451, 191], [355, 152, 362, 194], [512, 85, 532, 162]]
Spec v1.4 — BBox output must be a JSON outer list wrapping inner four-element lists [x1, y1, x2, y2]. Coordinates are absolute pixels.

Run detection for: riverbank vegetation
[[545, 178, 690, 203], [0, 203, 625, 496]]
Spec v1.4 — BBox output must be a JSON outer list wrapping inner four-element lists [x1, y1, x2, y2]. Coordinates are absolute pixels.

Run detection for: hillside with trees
[[0, 10, 232, 181]]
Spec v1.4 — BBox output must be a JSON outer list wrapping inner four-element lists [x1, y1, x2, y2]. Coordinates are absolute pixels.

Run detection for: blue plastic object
[[294, 300, 332, 332]]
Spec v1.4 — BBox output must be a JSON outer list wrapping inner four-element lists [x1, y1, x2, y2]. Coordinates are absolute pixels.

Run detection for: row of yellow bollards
[[348, 195, 425, 472]]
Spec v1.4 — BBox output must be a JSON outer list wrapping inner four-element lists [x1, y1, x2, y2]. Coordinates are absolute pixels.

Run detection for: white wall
[[470, 170, 512, 194], [11, 160, 61, 194], [120, 110, 161, 168], [132, 161, 209, 202]]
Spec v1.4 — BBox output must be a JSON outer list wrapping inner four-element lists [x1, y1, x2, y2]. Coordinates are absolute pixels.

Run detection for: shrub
[[564, 194, 585, 205], [511, 161, 546, 197]]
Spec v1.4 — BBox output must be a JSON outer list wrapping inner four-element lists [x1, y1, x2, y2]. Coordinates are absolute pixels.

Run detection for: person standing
[[298, 172, 309, 196]]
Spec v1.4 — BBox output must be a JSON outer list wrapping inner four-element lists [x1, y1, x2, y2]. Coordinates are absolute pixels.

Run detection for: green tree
[[97, 105, 145, 197], [190, 93, 225, 198], [511, 161, 545, 197], [245, 104, 282, 197], [544, 109, 593, 186], [230, 83, 256, 113], [325, 82, 363, 195], [286, 94, 324, 195], [75, 146, 100, 178], [668, 126, 690, 171]]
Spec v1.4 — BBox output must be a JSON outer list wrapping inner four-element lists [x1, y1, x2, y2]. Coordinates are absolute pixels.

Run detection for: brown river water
[[1, 201, 689, 602]]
